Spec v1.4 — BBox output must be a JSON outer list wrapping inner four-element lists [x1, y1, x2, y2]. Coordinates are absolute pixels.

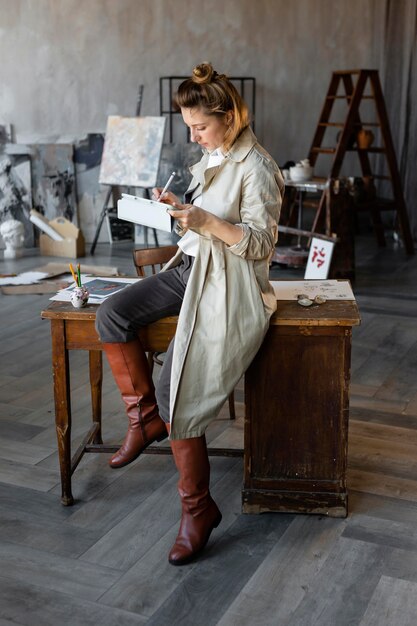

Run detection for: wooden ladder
[[308, 69, 414, 255]]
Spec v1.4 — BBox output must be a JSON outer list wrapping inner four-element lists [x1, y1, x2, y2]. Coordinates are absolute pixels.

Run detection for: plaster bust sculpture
[[0, 218, 25, 258]]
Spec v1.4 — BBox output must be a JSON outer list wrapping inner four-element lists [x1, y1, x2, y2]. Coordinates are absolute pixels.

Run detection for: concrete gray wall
[[0, 0, 415, 241]]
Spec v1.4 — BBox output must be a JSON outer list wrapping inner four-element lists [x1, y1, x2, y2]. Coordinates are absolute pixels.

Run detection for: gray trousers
[[95, 255, 193, 422]]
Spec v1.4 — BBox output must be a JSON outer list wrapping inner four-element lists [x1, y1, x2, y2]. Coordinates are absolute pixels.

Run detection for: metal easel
[[90, 85, 159, 254]]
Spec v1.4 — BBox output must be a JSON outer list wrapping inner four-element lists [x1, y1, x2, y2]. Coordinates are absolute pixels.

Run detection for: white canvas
[[304, 237, 335, 279]]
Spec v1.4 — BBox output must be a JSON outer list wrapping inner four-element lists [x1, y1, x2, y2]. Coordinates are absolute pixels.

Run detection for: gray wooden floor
[[1, 229, 417, 626]]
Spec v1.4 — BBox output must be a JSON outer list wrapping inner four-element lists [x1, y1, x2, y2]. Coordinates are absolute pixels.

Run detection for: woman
[[96, 62, 284, 566]]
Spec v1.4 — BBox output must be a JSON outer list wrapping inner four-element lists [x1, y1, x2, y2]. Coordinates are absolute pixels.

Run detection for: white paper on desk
[[49, 276, 141, 304], [270, 280, 355, 301], [118, 194, 174, 233]]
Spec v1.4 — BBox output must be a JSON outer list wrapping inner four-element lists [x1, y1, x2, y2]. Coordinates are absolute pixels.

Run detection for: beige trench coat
[[162, 126, 284, 439]]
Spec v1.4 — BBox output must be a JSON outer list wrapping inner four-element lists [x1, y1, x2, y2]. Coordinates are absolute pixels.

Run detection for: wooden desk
[[244, 298, 360, 517], [42, 294, 359, 516]]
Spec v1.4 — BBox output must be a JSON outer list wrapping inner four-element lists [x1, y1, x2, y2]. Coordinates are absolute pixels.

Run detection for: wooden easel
[[308, 69, 414, 255], [90, 84, 159, 254]]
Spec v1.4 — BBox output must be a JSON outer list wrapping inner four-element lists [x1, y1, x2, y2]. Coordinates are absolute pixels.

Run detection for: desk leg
[[89, 350, 103, 444], [51, 319, 74, 506]]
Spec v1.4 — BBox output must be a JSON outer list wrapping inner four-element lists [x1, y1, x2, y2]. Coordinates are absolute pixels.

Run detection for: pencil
[[77, 264, 82, 287], [158, 171, 176, 202], [69, 263, 78, 286]]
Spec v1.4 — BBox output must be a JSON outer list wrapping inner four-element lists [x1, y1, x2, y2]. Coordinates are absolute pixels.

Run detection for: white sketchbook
[[117, 194, 174, 233]]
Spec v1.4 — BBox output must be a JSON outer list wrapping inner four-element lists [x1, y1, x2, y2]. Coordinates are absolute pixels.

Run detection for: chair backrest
[[132, 245, 178, 277]]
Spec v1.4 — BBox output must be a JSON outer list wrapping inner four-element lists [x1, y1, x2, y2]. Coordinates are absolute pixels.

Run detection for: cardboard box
[[39, 217, 85, 258]]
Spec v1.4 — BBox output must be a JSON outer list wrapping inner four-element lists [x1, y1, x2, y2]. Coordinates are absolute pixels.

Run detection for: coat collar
[[188, 126, 257, 188], [224, 125, 257, 162]]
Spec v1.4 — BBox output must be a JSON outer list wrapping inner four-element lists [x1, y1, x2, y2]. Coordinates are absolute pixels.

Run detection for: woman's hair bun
[[192, 62, 218, 84]]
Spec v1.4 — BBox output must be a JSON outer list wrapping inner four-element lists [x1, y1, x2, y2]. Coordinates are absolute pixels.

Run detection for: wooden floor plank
[[352, 318, 417, 388], [405, 391, 417, 416], [359, 575, 417, 626], [0, 575, 147, 626], [281, 537, 383, 626], [0, 438, 54, 464], [0, 507, 103, 558], [0, 482, 77, 523], [374, 336, 417, 402], [350, 419, 417, 445], [216, 516, 346, 626], [67, 455, 177, 533], [348, 468, 417, 502], [342, 512, 417, 552], [349, 405, 417, 430], [349, 395, 408, 415], [349, 490, 417, 524], [349, 433, 417, 480], [0, 458, 59, 492], [0, 419, 44, 442], [0, 540, 123, 602]]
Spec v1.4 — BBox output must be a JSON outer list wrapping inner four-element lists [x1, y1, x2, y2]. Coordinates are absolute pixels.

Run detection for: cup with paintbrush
[[69, 263, 89, 308]]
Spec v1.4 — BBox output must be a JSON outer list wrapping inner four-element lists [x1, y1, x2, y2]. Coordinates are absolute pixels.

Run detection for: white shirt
[[177, 149, 225, 257]]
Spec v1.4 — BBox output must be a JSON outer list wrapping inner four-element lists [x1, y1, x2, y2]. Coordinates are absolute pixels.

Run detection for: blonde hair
[[174, 62, 250, 152]]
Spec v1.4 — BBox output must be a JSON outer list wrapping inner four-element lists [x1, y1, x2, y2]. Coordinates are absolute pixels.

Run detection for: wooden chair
[[132, 245, 178, 277], [132, 245, 236, 420]]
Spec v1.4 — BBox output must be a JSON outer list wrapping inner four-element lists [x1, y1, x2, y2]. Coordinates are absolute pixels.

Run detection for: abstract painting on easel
[[99, 116, 166, 188]]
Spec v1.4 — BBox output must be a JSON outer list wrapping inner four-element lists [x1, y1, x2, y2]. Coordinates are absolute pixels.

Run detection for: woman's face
[[181, 107, 229, 153]]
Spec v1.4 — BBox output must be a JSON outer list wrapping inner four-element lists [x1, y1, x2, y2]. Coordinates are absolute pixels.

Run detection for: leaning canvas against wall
[[0, 153, 34, 248], [30, 144, 78, 225], [74, 133, 108, 243], [0, 124, 14, 146], [99, 116, 166, 188]]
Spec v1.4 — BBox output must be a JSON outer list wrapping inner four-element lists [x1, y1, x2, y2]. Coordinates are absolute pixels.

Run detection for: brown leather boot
[[103, 338, 167, 468], [168, 435, 222, 565]]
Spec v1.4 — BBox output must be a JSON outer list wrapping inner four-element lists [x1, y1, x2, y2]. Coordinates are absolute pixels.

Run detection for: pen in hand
[[157, 171, 176, 202]]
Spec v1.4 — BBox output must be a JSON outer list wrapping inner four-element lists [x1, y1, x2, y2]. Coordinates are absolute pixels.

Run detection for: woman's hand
[[168, 202, 244, 246], [152, 188, 180, 206], [167, 202, 211, 230]]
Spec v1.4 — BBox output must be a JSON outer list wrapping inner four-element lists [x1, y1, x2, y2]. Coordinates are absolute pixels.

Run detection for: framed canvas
[[99, 116, 166, 188]]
